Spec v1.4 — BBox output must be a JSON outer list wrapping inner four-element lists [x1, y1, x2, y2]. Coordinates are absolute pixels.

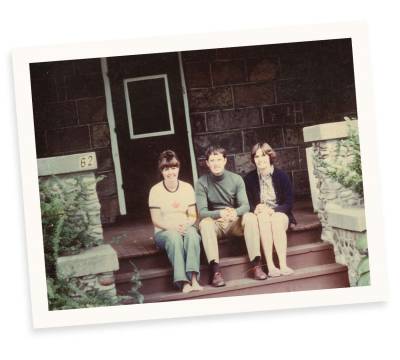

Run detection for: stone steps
[[116, 225, 322, 274], [123, 263, 349, 303], [116, 241, 335, 295]]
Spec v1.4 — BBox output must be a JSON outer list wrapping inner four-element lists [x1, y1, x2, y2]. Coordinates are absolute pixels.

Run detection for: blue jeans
[[154, 226, 201, 286]]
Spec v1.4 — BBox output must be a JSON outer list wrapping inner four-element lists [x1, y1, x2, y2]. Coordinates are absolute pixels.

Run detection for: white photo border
[[12, 22, 388, 329]]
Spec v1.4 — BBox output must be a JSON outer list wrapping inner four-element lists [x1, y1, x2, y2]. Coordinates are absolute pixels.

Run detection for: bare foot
[[268, 267, 281, 277], [191, 280, 204, 291], [182, 283, 193, 293], [280, 266, 294, 276]]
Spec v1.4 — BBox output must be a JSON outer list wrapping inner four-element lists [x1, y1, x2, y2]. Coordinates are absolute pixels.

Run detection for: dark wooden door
[[107, 52, 193, 219]]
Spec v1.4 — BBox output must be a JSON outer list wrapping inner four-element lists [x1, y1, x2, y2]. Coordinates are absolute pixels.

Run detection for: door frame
[[100, 53, 198, 216]]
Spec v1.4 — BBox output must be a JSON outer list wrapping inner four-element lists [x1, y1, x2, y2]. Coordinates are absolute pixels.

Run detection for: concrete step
[[132, 263, 349, 303], [116, 241, 335, 295], [116, 225, 323, 273]]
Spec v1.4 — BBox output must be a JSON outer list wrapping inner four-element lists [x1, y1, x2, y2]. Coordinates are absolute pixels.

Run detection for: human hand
[[220, 208, 237, 222], [254, 203, 268, 215], [176, 224, 187, 235], [226, 208, 238, 221], [266, 207, 275, 216]]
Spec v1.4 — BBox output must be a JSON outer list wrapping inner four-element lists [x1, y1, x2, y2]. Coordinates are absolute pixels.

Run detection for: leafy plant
[[317, 117, 364, 197], [40, 175, 143, 310]]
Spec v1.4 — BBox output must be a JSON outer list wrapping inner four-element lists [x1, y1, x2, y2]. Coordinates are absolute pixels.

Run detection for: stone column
[[303, 120, 369, 286], [38, 152, 120, 298]]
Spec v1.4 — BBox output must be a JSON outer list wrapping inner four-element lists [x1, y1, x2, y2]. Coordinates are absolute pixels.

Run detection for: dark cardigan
[[244, 168, 296, 225]]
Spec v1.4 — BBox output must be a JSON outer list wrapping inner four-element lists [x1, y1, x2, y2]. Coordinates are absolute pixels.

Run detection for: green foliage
[[318, 118, 364, 197], [40, 175, 143, 310], [355, 233, 368, 254], [357, 256, 370, 275], [47, 277, 119, 311], [40, 176, 102, 276], [357, 271, 370, 287]]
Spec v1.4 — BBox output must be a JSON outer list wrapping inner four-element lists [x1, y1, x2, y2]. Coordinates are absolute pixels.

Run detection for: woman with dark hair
[[148, 150, 203, 293], [244, 142, 296, 277]]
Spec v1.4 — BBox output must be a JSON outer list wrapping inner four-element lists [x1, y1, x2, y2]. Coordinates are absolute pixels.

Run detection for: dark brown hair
[[205, 145, 227, 160], [250, 142, 277, 165], [158, 150, 180, 171]]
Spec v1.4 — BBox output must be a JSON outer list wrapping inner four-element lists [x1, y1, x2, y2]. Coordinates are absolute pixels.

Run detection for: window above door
[[123, 74, 175, 139]]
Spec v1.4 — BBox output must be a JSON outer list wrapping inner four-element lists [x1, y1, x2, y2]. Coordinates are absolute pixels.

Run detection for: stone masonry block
[[216, 45, 266, 60], [326, 204, 366, 232], [184, 61, 211, 88], [190, 113, 206, 133], [206, 108, 261, 131], [211, 60, 246, 85], [100, 196, 120, 224], [91, 124, 111, 148], [34, 129, 47, 158], [47, 126, 91, 155], [263, 104, 295, 125], [233, 82, 275, 107], [30, 61, 74, 80], [95, 148, 114, 172], [279, 57, 309, 79], [284, 126, 304, 146], [38, 152, 97, 176], [96, 171, 117, 198], [73, 58, 102, 75], [34, 101, 78, 129], [235, 152, 255, 176], [181, 49, 216, 62], [31, 78, 58, 104], [303, 120, 358, 142], [57, 244, 119, 278], [243, 126, 284, 151], [193, 131, 243, 158], [292, 170, 311, 196], [274, 148, 300, 171], [247, 58, 279, 82], [276, 79, 312, 103], [77, 97, 107, 124], [189, 87, 233, 112], [65, 73, 105, 100]]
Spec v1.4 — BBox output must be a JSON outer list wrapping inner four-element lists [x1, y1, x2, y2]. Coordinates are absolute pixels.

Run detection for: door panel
[[107, 53, 193, 219]]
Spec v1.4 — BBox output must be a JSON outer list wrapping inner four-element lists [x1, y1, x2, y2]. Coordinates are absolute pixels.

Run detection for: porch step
[[132, 263, 349, 303], [116, 224, 322, 272], [116, 241, 335, 295]]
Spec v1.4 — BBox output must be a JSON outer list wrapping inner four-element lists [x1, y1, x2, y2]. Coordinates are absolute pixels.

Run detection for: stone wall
[[38, 153, 120, 305], [303, 121, 369, 286], [57, 245, 119, 299], [182, 39, 357, 198], [30, 59, 119, 223]]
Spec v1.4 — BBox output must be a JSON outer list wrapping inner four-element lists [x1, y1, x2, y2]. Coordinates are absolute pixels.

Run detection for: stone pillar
[[38, 152, 120, 297], [303, 120, 369, 286], [57, 244, 119, 297]]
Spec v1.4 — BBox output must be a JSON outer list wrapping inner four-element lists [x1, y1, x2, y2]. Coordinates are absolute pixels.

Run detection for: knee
[[164, 230, 183, 248], [199, 217, 215, 231], [185, 226, 201, 243], [271, 213, 289, 229], [256, 212, 271, 224], [242, 212, 258, 226]]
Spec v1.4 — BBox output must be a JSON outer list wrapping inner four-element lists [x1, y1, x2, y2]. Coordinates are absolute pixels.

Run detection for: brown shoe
[[211, 271, 225, 287], [252, 265, 267, 280]]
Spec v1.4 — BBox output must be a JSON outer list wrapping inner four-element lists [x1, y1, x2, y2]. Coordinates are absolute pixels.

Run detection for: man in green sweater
[[195, 146, 267, 287]]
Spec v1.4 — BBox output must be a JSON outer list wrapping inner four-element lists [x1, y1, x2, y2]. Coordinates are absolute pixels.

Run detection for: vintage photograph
[[13, 24, 385, 327]]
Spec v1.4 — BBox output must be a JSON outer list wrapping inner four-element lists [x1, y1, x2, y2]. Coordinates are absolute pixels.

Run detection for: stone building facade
[[30, 38, 357, 223]]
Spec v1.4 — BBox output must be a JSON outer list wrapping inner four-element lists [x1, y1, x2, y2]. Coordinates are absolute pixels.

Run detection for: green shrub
[[317, 117, 364, 197], [40, 175, 143, 310]]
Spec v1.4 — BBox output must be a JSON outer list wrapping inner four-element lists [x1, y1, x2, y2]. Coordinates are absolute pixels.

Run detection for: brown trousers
[[199, 213, 261, 263]]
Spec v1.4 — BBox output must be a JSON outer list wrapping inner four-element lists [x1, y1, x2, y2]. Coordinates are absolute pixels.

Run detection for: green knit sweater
[[195, 170, 250, 220]]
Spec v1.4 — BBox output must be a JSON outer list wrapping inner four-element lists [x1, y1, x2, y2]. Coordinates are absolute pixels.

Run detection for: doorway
[[106, 52, 194, 220]]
